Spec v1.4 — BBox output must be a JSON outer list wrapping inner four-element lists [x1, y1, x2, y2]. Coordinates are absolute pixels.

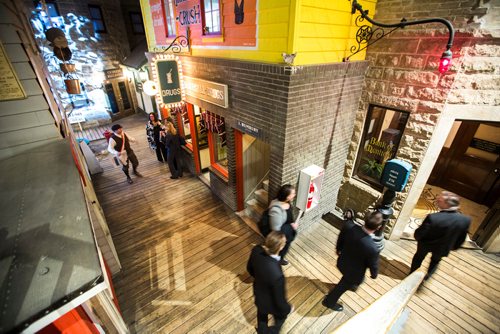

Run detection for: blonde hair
[[164, 119, 177, 135], [263, 231, 286, 255]]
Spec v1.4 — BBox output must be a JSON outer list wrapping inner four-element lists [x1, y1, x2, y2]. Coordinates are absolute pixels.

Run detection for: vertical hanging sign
[[149, 0, 167, 46], [152, 55, 185, 107]]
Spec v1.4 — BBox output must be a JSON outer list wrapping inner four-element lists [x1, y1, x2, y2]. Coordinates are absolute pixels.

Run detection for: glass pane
[[89, 7, 102, 19], [118, 82, 131, 110], [205, 15, 212, 32], [47, 4, 59, 17], [214, 133, 228, 168], [355, 106, 409, 187], [212, 0, 219, 10], [212, 13, 220, 32], [204, 0, 212, 11], [130, 13, 141, 24], [93, 20, 105, 32], [133, 23, 144, 34]]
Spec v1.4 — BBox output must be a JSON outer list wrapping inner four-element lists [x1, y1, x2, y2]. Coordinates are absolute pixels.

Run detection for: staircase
[[237, 179, 269, 235]]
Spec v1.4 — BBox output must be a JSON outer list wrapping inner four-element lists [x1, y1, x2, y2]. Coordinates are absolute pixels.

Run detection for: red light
[[439, 49, 453, 73]]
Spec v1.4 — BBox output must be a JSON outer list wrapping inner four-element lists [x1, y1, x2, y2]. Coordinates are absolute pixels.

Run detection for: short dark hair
[[111, 124, 122, 132], [277, 184, 294, 202], [365, 213, 383, 230]]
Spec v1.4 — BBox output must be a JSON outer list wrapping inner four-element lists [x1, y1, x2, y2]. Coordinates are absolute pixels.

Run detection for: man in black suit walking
[[410, 191, 470, 279], [322, 213, 382, 311], [247, 231, 293, 333]]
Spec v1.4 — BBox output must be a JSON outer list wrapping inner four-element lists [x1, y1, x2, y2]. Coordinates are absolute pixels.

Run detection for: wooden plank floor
[[75, 125, 110, 141], [92, 114, 500, 333]]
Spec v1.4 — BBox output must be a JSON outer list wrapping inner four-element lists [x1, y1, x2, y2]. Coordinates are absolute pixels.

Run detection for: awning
[[122, 39, 148, 69]]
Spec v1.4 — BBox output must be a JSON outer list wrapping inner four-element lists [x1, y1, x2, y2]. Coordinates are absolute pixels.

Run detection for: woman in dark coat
[[162, 117, 183, 179]]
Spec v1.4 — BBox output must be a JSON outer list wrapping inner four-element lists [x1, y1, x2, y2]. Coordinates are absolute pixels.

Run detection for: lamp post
[[345, 0, 455, 73]]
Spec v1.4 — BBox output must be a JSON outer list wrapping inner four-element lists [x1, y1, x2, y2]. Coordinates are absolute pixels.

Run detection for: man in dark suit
[[247, 231, 293, 333], [410, 191, 471, 279], [322, 213, 382, 311]]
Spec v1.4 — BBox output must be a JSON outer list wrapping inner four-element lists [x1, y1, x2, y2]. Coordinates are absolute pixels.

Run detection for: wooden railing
[[333, 270, 426, 334]]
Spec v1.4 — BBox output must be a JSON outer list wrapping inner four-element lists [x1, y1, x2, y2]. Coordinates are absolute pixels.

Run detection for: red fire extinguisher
[[307, 182, 316, 210]]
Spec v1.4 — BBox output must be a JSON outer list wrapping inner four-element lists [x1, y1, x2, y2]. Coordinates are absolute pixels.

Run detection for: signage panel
[[236, 120, 260, 138], [104, 68, 123, 80], [184, 76, 228, 108], [380, 159, 412, 192], [156, 59, 182, 105], [0, 42, 27, 101]]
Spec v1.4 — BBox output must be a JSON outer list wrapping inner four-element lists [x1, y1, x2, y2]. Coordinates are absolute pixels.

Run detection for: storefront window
[[354, 105, 409, 189], [202, 111, 228, 177]]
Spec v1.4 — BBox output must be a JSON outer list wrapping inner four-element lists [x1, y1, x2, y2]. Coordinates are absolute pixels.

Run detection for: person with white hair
[[410, 191, 471, 279]]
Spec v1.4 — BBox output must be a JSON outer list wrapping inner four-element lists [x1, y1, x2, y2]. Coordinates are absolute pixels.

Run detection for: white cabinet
[[296, 164, 325, 212]]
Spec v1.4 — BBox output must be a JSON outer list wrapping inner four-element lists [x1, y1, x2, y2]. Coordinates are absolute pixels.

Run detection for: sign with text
[[0, 42, 27, 101], [150, 0, 167, 46], [184, 76, 228, 108], [156, 59, 182, 105], [236, 120, 261, 138], [380, 159, 412, 192], [104, 68, 123, 80]]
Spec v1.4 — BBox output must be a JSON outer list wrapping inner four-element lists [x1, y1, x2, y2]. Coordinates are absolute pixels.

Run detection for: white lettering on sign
[[162, 88, 182, 96], [183, 76, 228, 108]]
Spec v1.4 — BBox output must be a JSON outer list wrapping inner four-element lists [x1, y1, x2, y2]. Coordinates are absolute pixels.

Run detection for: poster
[[0, 42, 27, 101]]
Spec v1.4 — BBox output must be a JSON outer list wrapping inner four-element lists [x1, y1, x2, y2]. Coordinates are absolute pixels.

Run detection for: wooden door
[[430, 121, 500, 206]]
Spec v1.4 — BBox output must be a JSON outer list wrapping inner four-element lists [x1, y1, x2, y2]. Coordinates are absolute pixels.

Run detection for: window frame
[[129, 11, 145, 35], [201, 0, 222, 36], [163, 0, 176, 38], [353, 104, 410, 191], [88, 5, 107, 33], [206, 112, 228, 178]]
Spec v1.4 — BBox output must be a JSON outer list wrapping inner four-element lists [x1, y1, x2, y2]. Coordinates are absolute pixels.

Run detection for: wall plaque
[[184, 76, 228, 108], [0, 42, 27, 101], [470, 138, 500, 154], [104, 68, 124, 80], [236, 120, 261, 138]]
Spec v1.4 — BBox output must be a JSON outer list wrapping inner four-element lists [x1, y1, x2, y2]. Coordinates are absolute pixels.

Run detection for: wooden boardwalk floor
[[92, 114, 500, 333]]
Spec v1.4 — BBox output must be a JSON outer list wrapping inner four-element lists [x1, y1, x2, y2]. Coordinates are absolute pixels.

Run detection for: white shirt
[[107, 132, 136, 156]]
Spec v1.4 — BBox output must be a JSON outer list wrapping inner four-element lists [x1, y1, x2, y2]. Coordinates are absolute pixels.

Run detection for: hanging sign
[[380, 159, 412, 192], [0, 42, 27, 101], [184, 76, 228, 108], [152, 56, 184, 106], [104, 68, 123, 80]]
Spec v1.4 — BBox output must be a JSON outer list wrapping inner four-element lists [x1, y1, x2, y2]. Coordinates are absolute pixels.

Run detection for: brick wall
[[179, 56, 368, 227], [338, 0, 499, 235]]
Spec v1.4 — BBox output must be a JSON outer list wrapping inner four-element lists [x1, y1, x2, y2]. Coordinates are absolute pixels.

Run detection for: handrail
[[245, 169, 270, 204], [333, 270, 426, 334]]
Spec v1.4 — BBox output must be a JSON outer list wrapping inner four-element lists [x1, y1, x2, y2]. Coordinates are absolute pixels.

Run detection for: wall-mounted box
[[296, 164, 325, 212]]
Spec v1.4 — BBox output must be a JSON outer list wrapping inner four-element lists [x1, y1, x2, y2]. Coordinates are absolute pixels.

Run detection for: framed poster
[[0, 42, 27, 101]]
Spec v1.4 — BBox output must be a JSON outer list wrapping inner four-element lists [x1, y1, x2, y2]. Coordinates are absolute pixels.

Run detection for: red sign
[[150, 0, 167, 46]]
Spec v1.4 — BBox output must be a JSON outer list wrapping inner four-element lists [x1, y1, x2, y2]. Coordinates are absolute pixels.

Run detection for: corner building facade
[[140, 0, 375, 229]]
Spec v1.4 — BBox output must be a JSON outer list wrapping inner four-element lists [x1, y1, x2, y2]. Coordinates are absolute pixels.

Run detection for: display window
[[202, 111, 228, 178], [176, 105, 193, 151], [354, 104, 409, 190]]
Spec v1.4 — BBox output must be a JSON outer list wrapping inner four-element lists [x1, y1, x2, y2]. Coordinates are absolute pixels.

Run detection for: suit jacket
[[414, 210, 471, 257], [247, 245, 291, 317], [336, 224, 379, 285]]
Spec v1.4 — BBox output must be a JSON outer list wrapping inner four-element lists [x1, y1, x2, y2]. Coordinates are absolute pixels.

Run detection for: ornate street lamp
[[344, 0, 455, 73]]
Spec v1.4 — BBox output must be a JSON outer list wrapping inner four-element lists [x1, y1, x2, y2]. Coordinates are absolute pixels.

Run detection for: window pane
[[354, 105, 409, 188], [93, 20, 105, 32], [46, 3, 59, 17], [133, 23, 144, 34], [212, 0, 219, 10], [205, 15, 213, 31], [214, 133, 228, 167], [204, 0, 212, 11], [89, 7, 102, 19], [212, 13, 220, 32]]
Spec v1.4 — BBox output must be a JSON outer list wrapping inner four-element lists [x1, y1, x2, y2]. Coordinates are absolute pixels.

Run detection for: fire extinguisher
[[307, 182, 316, 210]]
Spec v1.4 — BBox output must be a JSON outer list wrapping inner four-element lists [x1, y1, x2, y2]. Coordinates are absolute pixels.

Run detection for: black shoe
[[279, 259, 289, 266], [170, 176, 179, 179], [133, 171, 143, 177], [127, 178, 133, 184], [322, 298, 343, 311]]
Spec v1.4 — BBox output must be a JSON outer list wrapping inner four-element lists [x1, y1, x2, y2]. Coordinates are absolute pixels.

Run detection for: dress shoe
[[170, 176, 179, 179], [279, 258, 289, 266], [133, 171, 143, 177], [322, 298, 343, 311], [127, 178, 133, 184]]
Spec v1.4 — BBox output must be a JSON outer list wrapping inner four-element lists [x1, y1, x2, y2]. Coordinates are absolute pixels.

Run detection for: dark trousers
[[279, 224, 296, 259], [122, 151, 139, 178], [257, 310, 287, 334], [167, 151, 183, 178], [155, 142, 168, 162], [324, 276, 357, 307], [410, 244, 442, 278]]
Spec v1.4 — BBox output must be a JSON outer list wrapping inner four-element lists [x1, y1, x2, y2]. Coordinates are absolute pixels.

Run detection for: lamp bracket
[[344, 0, 455, 62], [162, 27, 191, 54]]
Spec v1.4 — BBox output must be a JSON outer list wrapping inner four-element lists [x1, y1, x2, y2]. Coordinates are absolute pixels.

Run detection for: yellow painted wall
[[141, 0, 377, 65]]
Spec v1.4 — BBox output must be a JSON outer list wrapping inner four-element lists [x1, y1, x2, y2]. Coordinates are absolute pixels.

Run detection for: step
[[245, 198, 265, 222], [235, 210, 263, 237], [254, 188, 268, 206], [262, 179, 269, 192]]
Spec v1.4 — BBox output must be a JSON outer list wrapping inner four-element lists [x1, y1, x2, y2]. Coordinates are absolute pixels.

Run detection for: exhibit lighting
[[345, 0, 455, 73], [143, 80, 158, 96], [139, 69, 149, 83]]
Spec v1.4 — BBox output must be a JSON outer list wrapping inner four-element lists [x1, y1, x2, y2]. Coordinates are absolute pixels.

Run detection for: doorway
[[104, 79, 133, 117], [403, 120, 500, 247]]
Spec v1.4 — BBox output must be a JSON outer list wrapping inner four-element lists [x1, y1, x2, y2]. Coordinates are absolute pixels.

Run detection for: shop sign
[[149, 0, 167, 45], [184, 76, 228, 108], [236, 120, 261, 138], [0, 42, 27, 101], [68, 110, 86, 124], [156, 59, 182, 105], [380, 159, 412, 192], [104, 68, 123, 80]]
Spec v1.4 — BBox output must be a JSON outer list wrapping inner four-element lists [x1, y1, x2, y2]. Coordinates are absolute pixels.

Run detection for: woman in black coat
[[162, 117, 183, 179], [247, 231, 293, 333]]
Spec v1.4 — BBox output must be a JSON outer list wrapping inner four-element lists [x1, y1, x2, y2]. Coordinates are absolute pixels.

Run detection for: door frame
[[391, 105, 500, 240], [235, 129, 244, 211]]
